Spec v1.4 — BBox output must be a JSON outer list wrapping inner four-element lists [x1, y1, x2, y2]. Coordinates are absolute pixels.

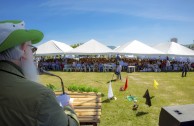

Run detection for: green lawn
[[39, 71, 194, 126]]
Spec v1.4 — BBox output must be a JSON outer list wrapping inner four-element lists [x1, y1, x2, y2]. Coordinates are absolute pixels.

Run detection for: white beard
[[21, 47, 38, 82]]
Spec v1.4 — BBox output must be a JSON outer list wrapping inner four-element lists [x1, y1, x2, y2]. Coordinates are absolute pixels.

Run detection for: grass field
[[39, 71, 194, 126]]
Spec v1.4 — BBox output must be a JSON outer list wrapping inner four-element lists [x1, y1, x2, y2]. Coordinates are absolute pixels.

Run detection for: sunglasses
[[28, 45, 37, 53]]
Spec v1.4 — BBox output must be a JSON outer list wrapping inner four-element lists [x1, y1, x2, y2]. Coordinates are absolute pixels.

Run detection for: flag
[[108, 81, 114, 99], [127, 95, 137, 102], [127, 95, 138, 110], [153, 80, 159, 89], [143, 89, 151, 107], [124, 76, 128, 91]]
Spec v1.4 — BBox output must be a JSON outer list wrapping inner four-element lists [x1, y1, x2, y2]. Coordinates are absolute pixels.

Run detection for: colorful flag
[[153, 80, 159, 89], [127, 95, 137, 102], [108, 81, 114, 99], [124, 76, 128, 91], [143, 89, 151, 107], [127, 95, 138, 110]]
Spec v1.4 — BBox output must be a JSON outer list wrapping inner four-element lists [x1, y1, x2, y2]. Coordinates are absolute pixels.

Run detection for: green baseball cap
[[0, 20, 44, 52]]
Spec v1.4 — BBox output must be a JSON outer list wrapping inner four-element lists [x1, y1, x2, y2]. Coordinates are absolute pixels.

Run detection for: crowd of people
[[36, 56, 193, 73], [1, 20, 193, 126]]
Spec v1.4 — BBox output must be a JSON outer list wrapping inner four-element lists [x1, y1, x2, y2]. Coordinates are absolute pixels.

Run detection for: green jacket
[[0, 61, 79, 126]]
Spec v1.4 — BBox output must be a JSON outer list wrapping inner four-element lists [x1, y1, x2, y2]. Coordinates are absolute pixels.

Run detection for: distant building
[[170, 38, 178, 43]]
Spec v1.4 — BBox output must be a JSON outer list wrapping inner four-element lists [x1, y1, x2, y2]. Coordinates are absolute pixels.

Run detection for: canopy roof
[[67, 39, 113, 55], [153, 42, 194, 56], [114, 40, 164, 55], [35, 40, 73, 56]]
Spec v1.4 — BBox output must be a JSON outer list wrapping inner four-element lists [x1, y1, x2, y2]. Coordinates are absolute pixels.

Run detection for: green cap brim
[[0, 29, 43, 52]]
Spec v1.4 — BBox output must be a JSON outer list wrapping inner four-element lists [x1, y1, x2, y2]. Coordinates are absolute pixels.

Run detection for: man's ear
[[20, 43, 28, 60], [21, 43, 28, 51]]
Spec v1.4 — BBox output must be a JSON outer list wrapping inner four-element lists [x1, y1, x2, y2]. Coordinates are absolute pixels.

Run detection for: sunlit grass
[[39, 71, 194, 126]]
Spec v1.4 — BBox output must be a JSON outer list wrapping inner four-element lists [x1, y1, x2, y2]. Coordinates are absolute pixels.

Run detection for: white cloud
[[39, 0, 194, 22]]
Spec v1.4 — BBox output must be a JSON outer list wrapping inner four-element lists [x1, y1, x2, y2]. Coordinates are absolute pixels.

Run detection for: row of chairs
[[63, 64, 117, 72]]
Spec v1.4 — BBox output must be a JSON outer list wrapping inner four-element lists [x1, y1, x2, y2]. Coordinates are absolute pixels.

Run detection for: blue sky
[[1, 0, 194, 47]]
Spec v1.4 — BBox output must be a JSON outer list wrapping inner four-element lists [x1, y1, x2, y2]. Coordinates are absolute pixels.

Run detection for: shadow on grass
[[150, 96, 155, 99], [102, 99, 111, 103], [136, 111, 149, 117], [106, 79, 117, 83]]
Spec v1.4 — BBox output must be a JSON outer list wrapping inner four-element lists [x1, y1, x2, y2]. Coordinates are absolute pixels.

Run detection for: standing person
[[182, 62, 189, 77], [0, 20, 79, 126], [115, 61, 122, 80], [166, 60, 171, 71]]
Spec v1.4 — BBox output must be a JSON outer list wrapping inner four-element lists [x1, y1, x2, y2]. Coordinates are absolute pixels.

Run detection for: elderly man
[[0, 20, 79, 126]]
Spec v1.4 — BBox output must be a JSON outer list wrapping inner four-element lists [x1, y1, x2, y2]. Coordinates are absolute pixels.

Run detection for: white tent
[[35, 40, 73, 56], [114, 40, 164, 55], [153, 42, 194, 56], [67, 39, 113, 55]]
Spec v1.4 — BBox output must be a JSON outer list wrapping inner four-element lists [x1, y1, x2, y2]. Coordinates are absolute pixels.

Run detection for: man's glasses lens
[[29, 45, 37, 53]]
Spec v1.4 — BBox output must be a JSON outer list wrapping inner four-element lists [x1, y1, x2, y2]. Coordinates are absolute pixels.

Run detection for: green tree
[[71, 43, 83, 48]]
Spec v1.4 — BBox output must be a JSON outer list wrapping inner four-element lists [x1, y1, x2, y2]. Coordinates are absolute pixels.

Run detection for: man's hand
[[56, 94, 70, 107], [68, 98, 74, 108]]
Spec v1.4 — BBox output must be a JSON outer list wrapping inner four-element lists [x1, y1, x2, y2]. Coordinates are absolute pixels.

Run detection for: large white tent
[[67, 39, 113, 55], [114, 40, 164, 55], [153, 42, 194, 56], [35, 40, 73, 56]]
